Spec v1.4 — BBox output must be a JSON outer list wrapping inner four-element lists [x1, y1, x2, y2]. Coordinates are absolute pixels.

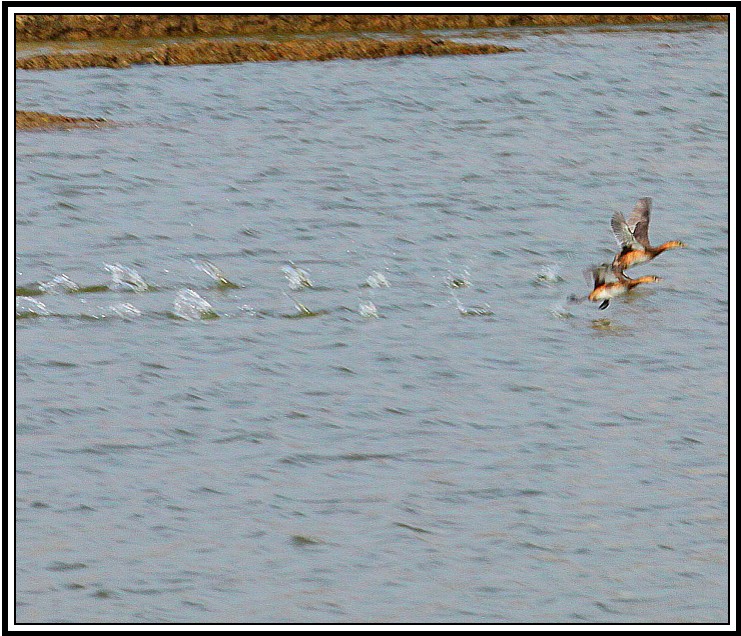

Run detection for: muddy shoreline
[[16, 14, 727, 130], [15, 14, 728, 42], [16, 110, 111, 131], [16, 36, 519, 70]]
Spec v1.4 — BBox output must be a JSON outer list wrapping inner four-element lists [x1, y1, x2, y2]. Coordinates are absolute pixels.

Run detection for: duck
[[611, 197, 686, 275], [587, 262, 661, 310]]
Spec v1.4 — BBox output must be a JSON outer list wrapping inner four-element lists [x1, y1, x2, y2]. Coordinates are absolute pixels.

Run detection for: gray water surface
[[16, 23, 728, 624]]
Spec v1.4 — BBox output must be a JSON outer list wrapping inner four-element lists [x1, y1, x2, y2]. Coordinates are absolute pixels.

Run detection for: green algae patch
[[16, 110, 111, 130], [281, 308, 330, 319], [15, 285, 44, 296], [213, 277, 240, 290], [15, 311, 47, 320], [167, 309, 220, 321], [16, 283, 113, 294], [395, 522, 434, 534], [290, 535, 324, 547], [16, 36, 521, 70], [73, 284, 111, 294]]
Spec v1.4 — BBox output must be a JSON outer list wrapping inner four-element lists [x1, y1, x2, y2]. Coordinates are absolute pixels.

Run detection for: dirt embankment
[[16, 110, 110, 130], [16, 37, 520, 70], [15, 14, 729, 42], [15, 14, 727, 130]]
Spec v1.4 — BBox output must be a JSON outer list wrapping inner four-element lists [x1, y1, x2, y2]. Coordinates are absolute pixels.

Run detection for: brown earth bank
[[16, 36, 520, 70], [16, 110, 110, 130], [15, 14, 729, 42], [15, 14, 726, 131]]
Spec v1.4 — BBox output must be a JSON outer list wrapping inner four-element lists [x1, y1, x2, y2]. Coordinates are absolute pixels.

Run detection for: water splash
[[16, 296, 50, 318], [38, 274, 80, 294], [363, 271, 390, 288], [446, 270, 471, 288], [453, 295, 493, 317], [104, 263, 150, 292], [108, 303, 142, 320], [239, 305, 258, 317], [535, 265, 564, 285], [282, 293, 326, 318], [359, 299, 379, 319], [171, 289, 218, 321], [549, 304, 574, 319], [195, 260, 239, 288], [88, 303, 142, 320], [282, 263, 313, 290]]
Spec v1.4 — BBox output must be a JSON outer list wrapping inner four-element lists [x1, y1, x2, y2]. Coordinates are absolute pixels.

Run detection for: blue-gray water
[[16, 23, 728, 624]]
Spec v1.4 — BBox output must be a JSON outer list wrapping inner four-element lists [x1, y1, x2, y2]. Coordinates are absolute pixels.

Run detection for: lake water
[[15, 22, 729, 624]]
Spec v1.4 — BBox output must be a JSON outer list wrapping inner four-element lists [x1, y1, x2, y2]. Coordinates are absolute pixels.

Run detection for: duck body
[[587, 262, 661, 309], [610, 197, 686, 274], [614, 240, 686, 271]]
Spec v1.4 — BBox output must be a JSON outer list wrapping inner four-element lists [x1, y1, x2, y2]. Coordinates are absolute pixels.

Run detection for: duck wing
[[610, 211, 641, 249], [611, 259, 631, 281], [585, 262, 612, 289], [627, 197, 652, 247], [627, 197, 652, 229]]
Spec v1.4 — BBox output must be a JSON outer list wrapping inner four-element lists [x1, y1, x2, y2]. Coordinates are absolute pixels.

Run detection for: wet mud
[[16, 36, 520, 70], [16, 110, 111, 131], [15, 14, 728, 42]]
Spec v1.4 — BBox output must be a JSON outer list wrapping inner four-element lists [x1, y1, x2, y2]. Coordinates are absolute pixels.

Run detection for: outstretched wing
[[610, 211, 640, 249], [585, 262, 613, 289], [627, 197, 651, 247], [626, 197, 652, 230]]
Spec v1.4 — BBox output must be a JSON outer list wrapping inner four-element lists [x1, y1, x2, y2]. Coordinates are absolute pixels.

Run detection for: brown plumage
[[611, 197, 686, 274], [586, 262, 661, 309]]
